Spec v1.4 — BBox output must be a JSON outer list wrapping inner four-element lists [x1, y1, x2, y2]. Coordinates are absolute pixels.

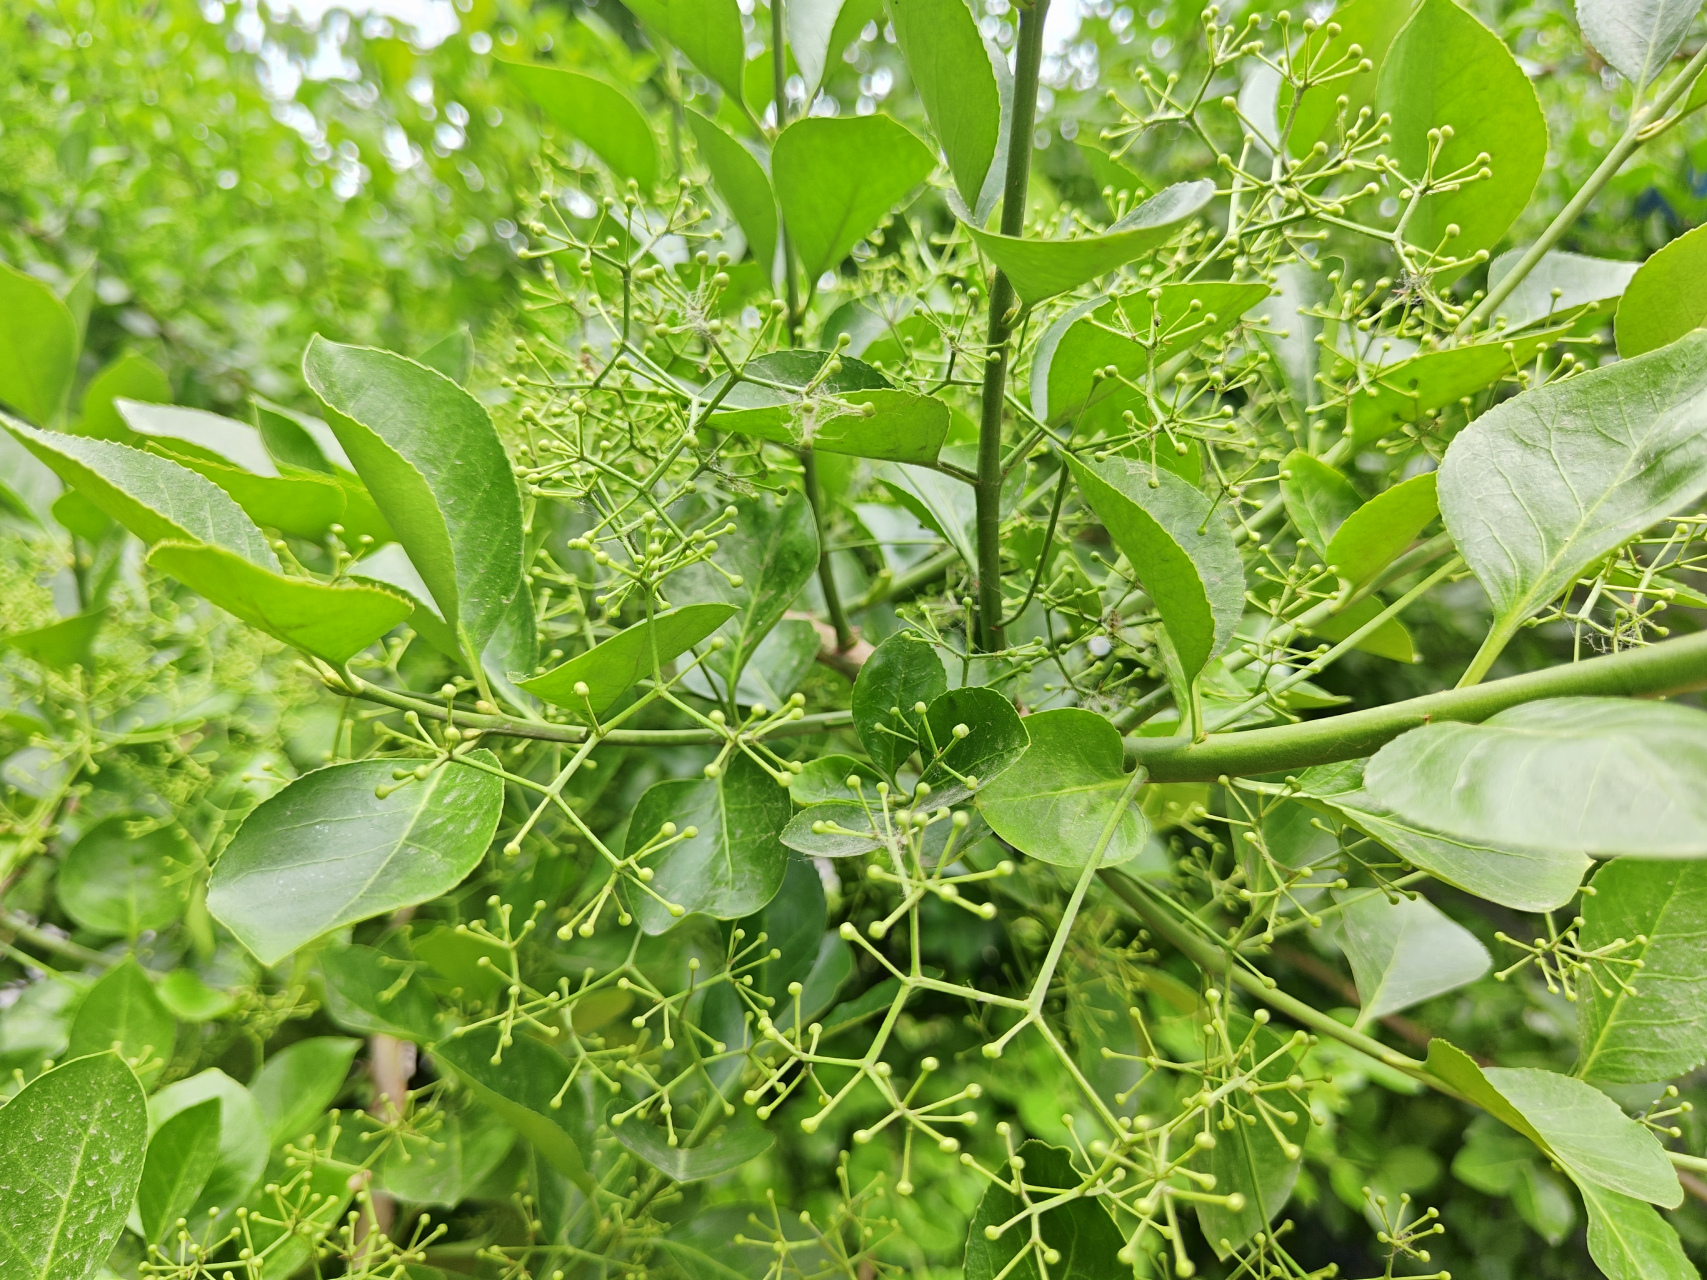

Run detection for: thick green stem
[[974, 0, 1049, 652], [1125, 628, 1707, 781], [802, 449, 854, 650], [1456, 612, 1522, 688]]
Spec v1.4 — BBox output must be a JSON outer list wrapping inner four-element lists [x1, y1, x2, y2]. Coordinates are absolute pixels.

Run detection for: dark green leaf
[[0, 259, 79, 426], [520, 603, 739, 714], [381, 1104, 515, 1206], [250, 1036, 361, 1147], [0, 1053, 147, 1280], [305, 337, 524, 654], [963, 1140, 1130, 1280], [1615, 222, 1707, 358], [1366, 698, 1707, 859], [1068, 455, 1244, 682], [501, 60, 659, 189], [207, 751, 505, 965], [919, 685, 1028, 807], [622, 0, 745, 103], [1196, 1021, 1307, 1257], [887, 0, 1001, 209], [319, 943, 442, 1042], [782, 800, 884, 858], [677, 616, 820, 708], [1577, 860, 1707, 1083], [1579, 1181, 1700, 1280], [627, 750, 793, 933], [57, 814, 188, 937], [976, 708, 1148, 868], [66, 959, 176, 1080], [1336, 890, 1489, 1020], [789, 754, 881, 804], [686, 109, 778, 273], [607, 1103, 774, 1182], [137, 1098, 221, 1246], [772, 115, 937, 281]]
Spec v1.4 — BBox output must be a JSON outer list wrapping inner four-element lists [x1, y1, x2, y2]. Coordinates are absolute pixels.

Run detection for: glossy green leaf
[[976, 708, 1148, 868], [1579, 1181, 1700, 1280], [1031, 282, 1272, 426], [432, 1027, 595, 1194], [250, 1037, 360, 1147], [742, 851, 829, 1004], [1615, 222, 1707, 358], [4, 418, 276, 566], [66, 958, 175, 1078], [1285, 0, 1417, 154], [418, 328, 473, 384], [78, 353, 170, 442], [137, 1097, 221, 1246], [626, 750, 792, 933], [319, 943, 442, 1042], [150, 1068, 269, 1220], [0, 608, 105, 672], [1324, 471, 1438, 587], [789, 754, 881, 804], [57, 814, 188, 937], [0, 1053, 147, 1280], [705, 350, 951, 465], [772, 115, 937, 281], [1577, 859, 1707, 1083], [1336, 890, 1489, 1020], [964, 179, 1215, 305], [501, 60, 659, 189], [1488, 247, 1638, 333], [1424, 1041, 1682, 1207], [304, 337, 525, 653], [608, 1105, 774, 1181], [381, 1104, 515, 1206], [1196, 1020, 1307, 1257], [1068, 454, 1244, 682], [1338, 330, 1562, 446], [963, 1140, 1128, 1280], [851, 630, 948, 779], [1295, 759, 1589, 913], [1280, 451, 1361, 556], [673, 489, 819, 694], [919, 685, 1028, 807], [1366, 698, 1707, 860], [1577, 0, 1705, 87], [0, 259, 79, 426], [147, 542, 411, 666], [623, 0, 744, 102], [686, 109, 778, 273], [1376, 0, 1547, 266], [207, 751, 504, 964], [887, 0, 1000, 208], [1439, 330, 1707, 638], [521, 603, 738, 715]]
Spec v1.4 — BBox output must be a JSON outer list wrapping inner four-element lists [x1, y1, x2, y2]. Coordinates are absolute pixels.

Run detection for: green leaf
[[607, 1105, 774, 1181], [0, 1053, 147, 1280], [705, 350, 951, 465], [304, 337, 525, 653], [147, 542, 412, 666], [1375, 0, 1547, 268], [66, 958, 176, 1080], [1439, 330, 1707, 639], [625, 751, 793, 933], [976, 708, 1149, 868], [431, 1027, 595, 1194], [156, 970, 236, 1022], [964, 180, 1215, 305], [1366, 698, 1707, 860], [1, 608, 106, 672], [520, 604, 737, 715], [1301, 595, 1417, 663], [680, 616, 821, 708], [787, 0, 849, 98], [875, 460, 977, 566], [622, 0, 745, 102], [1030, 282, 1272, 426], [963, 1140, 1129, 1280], [1488, 247, 1638, 333], [1324, 471, 1438, 587], [137, 1097, 221, 1246], [1577, 859, 1707, 1083], [772, 115, 937, 281], [418, 328, 473, 384], [851, 630, 948, 779], [4, 418, 277, 566], [319, 943, 442, 1042], [1579, 1181, 1701, 1280], [1067, 455, 1244, 682], [1196, 1021, 1307, 1257], [57, 814, 188, 937], [500, 60, 659, 189], [1284, 0, 1417, 155], [1577, 0, 1705, 87], [1295, 759, 1589, 913], [250, 1037, 360, 1147], [1424, 1041, 1682, 1207], [1335, 891, 1489, 1020], [206, 751, 505, 965], [1336, 330, 1562, 447], [1615, 222, 1707, 358], [919, 685, 1029, 807], [673, 489, 819, 694], [150, 1068, 269, 1220], [686, 109, 778, 273], [78, 353, 170, 442], [381, 1104, 514, 1206], [253, 396, 394, 543], [1280, 451, 1362, 556], [0, 259, 79, 426], [886, 0, 1000, 209]]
